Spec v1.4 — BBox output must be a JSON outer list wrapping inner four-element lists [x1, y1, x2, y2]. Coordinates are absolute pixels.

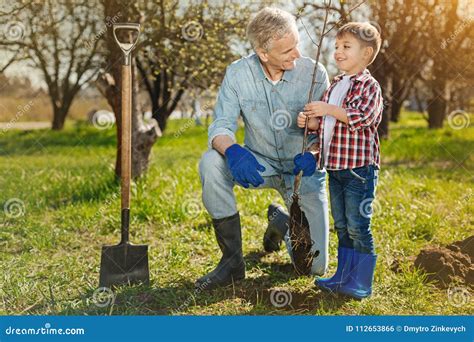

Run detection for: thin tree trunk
[[50, 90, 76, 130], [144, 65, 185, 132], [427, 96, 447, 129], [52, 108, 66, 130], [152, 100, 167, 132], [371, 57, 391, 138], [52, 105, 71, 130], [378, 76, 392, 139], [427, 81, 449, 129], [390, 97, 403, 123], [130, 61, 161, 177]]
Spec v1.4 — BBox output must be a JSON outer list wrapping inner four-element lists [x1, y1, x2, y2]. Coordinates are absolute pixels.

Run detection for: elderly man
[[197, 7, 330, 289]]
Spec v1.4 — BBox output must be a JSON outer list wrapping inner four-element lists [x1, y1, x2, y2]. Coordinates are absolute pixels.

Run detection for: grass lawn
[[0, 111, 472, 315]]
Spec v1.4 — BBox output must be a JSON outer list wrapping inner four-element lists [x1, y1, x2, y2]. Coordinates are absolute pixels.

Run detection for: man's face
[[258, 29, 301, 71]]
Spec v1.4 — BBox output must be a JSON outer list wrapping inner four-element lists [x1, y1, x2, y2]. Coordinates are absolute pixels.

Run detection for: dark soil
[[407, 236, 473, 288]]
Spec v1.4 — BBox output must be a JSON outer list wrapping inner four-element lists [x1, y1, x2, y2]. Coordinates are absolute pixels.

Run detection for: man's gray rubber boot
[[263, 204, 289, 252], [195, 212, 245, 289]]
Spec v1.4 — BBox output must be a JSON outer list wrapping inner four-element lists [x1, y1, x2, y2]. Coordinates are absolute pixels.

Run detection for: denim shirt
[[208, 53, 329, 176]]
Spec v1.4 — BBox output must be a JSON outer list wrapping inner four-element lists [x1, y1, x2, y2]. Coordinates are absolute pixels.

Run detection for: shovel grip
[[113, 23, 141, 65]]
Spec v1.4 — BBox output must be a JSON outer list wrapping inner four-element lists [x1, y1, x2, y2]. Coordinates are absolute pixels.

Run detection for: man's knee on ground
[[310, 254, 328, 276], [199, 149, 226, 179]]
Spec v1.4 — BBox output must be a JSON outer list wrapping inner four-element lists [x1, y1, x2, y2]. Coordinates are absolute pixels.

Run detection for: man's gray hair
[[246, 7, 297, 52]]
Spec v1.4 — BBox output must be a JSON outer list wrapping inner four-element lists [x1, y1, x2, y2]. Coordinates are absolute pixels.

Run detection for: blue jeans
[[199, 149, 330, 275], [328, 165, 378, 254]]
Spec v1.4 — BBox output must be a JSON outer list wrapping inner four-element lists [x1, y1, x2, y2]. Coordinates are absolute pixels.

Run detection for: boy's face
[[334, 34, 373, 75], [257, 29, 301, 71]]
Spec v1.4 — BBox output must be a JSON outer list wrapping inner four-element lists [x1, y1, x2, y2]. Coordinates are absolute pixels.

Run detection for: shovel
[[99, 23, 149, 288]]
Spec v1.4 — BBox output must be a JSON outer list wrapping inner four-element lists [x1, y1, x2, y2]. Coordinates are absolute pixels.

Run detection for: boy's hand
[[297, 112, 319, 130], [304, 101, 333, 117]]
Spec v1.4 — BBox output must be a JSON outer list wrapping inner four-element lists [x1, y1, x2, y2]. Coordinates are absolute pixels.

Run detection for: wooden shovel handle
[[121, 64, 131, 210]]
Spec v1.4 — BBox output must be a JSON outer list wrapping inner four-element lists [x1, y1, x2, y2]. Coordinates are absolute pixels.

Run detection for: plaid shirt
[[309, 69, 383, 170]]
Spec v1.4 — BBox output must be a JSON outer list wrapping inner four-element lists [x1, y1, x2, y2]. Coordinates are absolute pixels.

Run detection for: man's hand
[[293, 152, 317, 177], [297, 112, 319, 130], [225, 144, 266, 188]]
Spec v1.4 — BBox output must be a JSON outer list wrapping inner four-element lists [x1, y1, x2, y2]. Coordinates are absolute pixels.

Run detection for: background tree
[[369, 0, 435, 136], [0, 0, 104, 130], [0, 51, 22, 74], [422, 0, 473, 128], [135, 0, 251, 132], [0, 2, 28, 74], [97, 0, 253, 178]]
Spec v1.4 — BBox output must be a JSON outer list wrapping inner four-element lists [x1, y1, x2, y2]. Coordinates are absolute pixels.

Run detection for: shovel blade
[[99, 243, 149, 288]]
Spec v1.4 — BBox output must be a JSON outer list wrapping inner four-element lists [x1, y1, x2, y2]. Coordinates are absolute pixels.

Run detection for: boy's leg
[[328, 171, 351, 249], [337, 165, 378, 299], [343, 165, 378, 254]]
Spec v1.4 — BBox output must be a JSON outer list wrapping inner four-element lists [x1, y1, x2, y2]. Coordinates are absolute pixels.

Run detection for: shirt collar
[[333, 68, 371, 83], [250, 53, 295, 83], [281, 67, 295, 83], [248, 54, 266, 81]]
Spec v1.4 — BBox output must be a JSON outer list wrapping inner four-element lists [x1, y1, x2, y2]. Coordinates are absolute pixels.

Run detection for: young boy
[[293, 22, 383, 299]]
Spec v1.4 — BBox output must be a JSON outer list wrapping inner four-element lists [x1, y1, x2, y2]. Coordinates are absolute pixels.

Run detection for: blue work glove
[[293, 152, 316, 177], [225, 144, 266, 188]]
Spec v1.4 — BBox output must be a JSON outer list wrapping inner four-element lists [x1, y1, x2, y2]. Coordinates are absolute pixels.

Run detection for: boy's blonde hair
[[337, 22, 382, 65], [246, 7, 297, 52]]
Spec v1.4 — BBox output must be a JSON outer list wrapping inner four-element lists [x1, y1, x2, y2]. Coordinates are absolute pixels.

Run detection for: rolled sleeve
[[208, 67, 241, 148], [345, 81, 383, 131]]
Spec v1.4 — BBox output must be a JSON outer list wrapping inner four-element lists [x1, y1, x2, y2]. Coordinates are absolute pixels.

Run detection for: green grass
[[0, 111, 472, 315]]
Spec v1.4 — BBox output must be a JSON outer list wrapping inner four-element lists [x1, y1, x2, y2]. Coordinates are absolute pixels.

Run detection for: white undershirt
[[323, 75, 352, 165]]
